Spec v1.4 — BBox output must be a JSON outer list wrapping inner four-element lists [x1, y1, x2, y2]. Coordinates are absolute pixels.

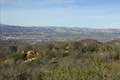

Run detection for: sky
[[0, 0, 120, 28]]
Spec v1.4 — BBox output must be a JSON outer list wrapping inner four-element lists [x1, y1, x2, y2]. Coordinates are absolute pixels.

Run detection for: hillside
[[0, 39, 120, 80]]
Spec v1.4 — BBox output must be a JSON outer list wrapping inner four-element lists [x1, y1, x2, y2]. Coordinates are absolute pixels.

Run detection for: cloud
[[0, 0, 76, 6], [49, 0, 73, 2], [0, 0, 22, 5], [48, 0, 76, 4]]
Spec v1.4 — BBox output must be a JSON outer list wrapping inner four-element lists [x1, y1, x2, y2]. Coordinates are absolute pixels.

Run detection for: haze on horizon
[[0, 0, 120, 28]]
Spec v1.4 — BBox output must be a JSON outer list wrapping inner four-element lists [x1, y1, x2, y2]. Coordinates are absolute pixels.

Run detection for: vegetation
[[0, 39, 120, 80]]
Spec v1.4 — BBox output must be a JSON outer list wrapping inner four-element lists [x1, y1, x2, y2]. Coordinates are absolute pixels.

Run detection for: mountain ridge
[[0, 24, 120, 42]]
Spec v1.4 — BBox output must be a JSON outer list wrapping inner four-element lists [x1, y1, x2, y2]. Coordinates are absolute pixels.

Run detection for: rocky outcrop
[[24, 50, 39, 63]]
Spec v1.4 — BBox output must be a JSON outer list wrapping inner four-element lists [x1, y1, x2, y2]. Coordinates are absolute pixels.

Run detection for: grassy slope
[[0, 40, 120, 80]]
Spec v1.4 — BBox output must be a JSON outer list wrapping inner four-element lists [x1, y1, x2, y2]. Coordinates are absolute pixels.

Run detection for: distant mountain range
[[0, 24, 120, 42]]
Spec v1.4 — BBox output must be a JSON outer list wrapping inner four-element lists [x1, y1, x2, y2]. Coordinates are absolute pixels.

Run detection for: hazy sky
[[0, 0, 120, 28]]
